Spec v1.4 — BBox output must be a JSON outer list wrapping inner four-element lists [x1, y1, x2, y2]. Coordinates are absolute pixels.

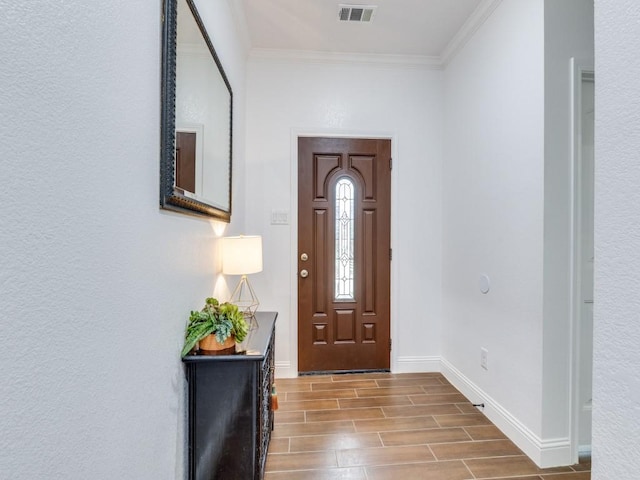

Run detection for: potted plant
[[181, 297, 249, 356]]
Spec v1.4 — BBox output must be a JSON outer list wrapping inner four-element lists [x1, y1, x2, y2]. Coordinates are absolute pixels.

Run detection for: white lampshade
[[221, 235, 263, 275]]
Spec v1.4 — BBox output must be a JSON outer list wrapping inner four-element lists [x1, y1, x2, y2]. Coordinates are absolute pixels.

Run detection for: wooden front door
[[298, 137, 391, 373]]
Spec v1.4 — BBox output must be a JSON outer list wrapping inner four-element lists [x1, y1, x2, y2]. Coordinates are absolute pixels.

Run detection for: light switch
[[271, 209, 289, 225]]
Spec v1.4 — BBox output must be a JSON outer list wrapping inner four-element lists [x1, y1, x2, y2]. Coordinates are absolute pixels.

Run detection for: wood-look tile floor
[[265, 372, 591, 480]]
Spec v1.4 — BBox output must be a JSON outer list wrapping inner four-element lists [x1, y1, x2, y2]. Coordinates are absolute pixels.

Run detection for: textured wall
[[0, 1, 246, 478], [592, 1, 640, 477]]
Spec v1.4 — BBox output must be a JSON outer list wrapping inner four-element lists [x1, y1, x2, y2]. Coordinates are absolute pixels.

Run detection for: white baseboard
[[440, 358, 572, 468], [274, 361, 296, 378], [275, 354, 574, 467], [394, 355, 441, 373], [276, 356, 441, 377]]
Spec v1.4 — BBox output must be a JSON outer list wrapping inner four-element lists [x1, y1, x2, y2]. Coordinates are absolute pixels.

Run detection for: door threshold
[[299, 369, 391, 376]]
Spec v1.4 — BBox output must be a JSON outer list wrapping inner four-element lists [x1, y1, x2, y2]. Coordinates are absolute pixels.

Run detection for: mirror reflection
[[160, 0, 232, 221], [176, 0, 231, 210]]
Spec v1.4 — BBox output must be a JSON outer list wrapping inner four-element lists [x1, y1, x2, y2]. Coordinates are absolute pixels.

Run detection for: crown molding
[[240, 0, 503, 69], [440, 0, 503, 67], [248, 48, 443, 69]]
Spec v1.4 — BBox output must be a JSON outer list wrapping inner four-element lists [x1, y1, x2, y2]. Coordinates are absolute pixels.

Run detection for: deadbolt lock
[[300, 253, 308, 261]]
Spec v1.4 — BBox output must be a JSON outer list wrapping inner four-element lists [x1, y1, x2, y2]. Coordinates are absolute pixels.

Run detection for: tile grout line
[[426, 443, 438, 463], [266, 373, 590, 479], [461, 458, 478, 479]]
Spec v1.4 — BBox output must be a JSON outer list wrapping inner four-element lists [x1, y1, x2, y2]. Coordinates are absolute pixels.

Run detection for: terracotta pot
[[199, 334, 236, 355]]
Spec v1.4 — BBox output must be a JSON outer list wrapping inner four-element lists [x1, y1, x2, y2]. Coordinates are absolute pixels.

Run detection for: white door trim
[[569, 57, 595, 463]]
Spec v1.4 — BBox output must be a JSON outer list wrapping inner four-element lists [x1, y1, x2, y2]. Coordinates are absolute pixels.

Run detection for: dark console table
[[183, 311, 277, 480]]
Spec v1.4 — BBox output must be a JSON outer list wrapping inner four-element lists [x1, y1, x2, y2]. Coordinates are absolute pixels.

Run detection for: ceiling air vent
[[338, 4, 377, 23]]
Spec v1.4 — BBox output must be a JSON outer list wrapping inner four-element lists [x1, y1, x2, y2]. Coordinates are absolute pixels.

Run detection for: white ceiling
[[238, 0, 489, 61]]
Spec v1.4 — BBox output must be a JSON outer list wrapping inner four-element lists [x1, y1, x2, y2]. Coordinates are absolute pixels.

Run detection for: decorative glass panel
[[335, 178, 355, 300]]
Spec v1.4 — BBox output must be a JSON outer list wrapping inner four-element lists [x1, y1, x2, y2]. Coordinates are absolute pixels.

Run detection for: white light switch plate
[[271, 209, 289, 225]]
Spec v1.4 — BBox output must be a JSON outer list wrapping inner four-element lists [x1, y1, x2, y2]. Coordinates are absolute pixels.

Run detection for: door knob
[[300, 269, 309, 278]]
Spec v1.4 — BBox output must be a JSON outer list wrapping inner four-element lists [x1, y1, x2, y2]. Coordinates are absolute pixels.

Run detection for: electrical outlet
[[481, 347, 488, 370]]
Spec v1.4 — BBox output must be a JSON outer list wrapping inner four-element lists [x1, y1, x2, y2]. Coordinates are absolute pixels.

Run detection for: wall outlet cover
[[481, 347, 488, 370]]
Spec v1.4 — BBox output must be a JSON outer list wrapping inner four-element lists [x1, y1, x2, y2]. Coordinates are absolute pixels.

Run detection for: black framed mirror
[[161, 0, 232, 221]]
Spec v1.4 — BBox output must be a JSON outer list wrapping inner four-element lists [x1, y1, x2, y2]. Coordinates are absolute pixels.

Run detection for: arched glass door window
[[335, 177, 355, 301]]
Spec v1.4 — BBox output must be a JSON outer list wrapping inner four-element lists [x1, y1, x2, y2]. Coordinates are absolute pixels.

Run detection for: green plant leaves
[[181, 320, 215, 357], [213, 318, 232, 343], [181, 298, 249, 357]]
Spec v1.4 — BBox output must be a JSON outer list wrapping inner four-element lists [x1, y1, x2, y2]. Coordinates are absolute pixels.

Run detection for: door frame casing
[[569, 57, 594, 463], [287, 129, 398, 377]]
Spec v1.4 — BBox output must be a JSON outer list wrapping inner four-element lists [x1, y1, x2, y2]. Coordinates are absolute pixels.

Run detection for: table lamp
[[222, 235, 263, 318]]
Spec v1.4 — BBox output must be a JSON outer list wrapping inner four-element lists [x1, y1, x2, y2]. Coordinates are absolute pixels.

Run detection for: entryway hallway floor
[[265, 372, 590, 480]]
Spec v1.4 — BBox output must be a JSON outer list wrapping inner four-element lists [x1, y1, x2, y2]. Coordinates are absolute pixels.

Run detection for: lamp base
[[229, 275, 259, 324]]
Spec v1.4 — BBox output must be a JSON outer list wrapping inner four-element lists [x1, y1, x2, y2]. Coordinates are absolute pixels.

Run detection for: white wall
[[442, 0, 594, 467], [0, 1, 246, 478], [592, 1, 640, 477], [442, 0, 546, 462], [4, 0, 625, 476], [245, 57, 444, 376], [542, 0, 594, 454]]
